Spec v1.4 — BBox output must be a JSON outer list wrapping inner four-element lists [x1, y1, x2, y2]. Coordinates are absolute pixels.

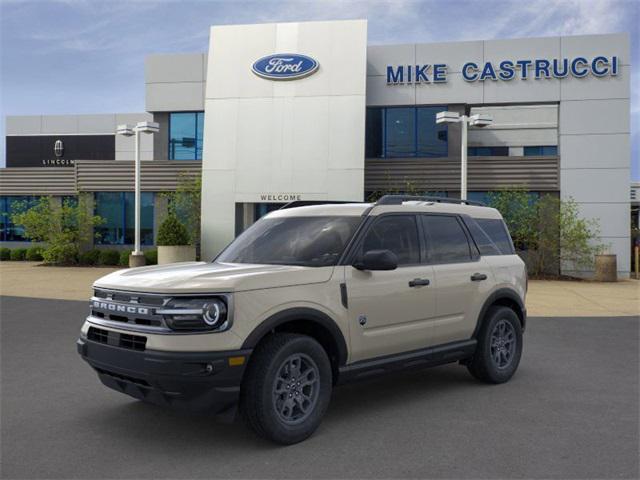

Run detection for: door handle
[[471, 273, 488, 282], [409, 278, 430, 287]]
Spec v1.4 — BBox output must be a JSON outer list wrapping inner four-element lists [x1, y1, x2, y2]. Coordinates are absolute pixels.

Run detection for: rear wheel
[[240, 333, 332, 444], [467, 306, 522, 384]]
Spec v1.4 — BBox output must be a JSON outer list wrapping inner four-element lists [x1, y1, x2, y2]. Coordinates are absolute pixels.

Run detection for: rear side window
[[422, 215, 472, 264], [464, 218, 501, 256], [360, 215, 420, 266], [476, 218, 515, 255]]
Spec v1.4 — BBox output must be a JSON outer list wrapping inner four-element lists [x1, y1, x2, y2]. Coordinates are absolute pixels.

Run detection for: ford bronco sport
[[78, 195, 527, 444]]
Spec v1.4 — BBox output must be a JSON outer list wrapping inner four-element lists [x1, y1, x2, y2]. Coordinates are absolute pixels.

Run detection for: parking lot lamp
[[116, 121, 159, 267], [436, 111, 492, 200]]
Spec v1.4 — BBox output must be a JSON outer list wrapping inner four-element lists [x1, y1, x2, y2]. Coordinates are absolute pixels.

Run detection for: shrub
[[25, 246, 44, 261], [144, 249, 158, 265], [157, 214, 190, 246], [10, 248, 27, 261], [98, 250, 120, 266], [119, 250, 130, 267], [79, 249, 101, 266], [10, 195, 104, 265], [0, 248, 10, 261], [42, 244, 79, 265]]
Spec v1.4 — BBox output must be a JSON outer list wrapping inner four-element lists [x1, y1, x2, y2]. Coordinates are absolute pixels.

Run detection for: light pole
[[436, 111, 492, 200], [116, 121, 159, 267]]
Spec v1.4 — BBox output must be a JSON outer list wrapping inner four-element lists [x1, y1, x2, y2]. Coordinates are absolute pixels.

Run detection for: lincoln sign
[[386, 55, 620, 84]]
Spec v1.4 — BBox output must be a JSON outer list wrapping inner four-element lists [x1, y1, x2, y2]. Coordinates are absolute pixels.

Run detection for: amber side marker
[[228, 356, 246, 366]]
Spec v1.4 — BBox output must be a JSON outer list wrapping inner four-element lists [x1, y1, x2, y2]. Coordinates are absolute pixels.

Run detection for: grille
[[87, 326, 147, 351], [91, 288, 168, 331]]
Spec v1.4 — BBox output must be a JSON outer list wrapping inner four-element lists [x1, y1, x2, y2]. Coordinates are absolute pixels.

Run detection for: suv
[[78, 195, 526, 444]]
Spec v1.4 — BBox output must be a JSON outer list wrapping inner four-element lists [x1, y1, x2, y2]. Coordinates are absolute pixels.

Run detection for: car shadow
[[77, 363, 487, 450]]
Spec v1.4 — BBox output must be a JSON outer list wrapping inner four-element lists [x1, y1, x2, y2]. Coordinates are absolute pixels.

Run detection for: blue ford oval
[[252, 53, 319, 80]]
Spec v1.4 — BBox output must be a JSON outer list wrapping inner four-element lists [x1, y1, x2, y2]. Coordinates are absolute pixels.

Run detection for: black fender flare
[[241, 307, 349, 366], [473, 288, 527, 337]]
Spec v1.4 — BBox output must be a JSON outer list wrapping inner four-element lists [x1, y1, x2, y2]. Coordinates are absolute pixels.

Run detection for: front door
[[345, 214, 436, 362]]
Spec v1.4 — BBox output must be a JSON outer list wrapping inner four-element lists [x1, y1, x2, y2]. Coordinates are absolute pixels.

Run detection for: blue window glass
[[365, 106, 448, 158], [468, 147, 509, 156], [95, 192, 154, 245], [467, 191, 490, 204], [0, 196, 39, 242], [417, 107, 448, 157], [386, 108, 415, 157], [524, 145, 558, 156], [169, 112, 204, 160]]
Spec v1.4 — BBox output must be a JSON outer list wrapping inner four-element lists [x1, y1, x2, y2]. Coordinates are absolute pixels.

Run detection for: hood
[[93, 261, 335, 294]]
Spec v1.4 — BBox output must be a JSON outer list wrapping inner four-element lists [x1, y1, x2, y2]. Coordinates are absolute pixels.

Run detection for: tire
[[240, 333, 332, 445], [467, 306, 523, 384]]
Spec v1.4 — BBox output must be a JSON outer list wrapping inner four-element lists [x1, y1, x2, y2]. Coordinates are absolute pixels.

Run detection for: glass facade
[[169, 112, 204, 160], [366, 106, 448, 158], [468, 146, 509, 156], [0, 196, 39, 242], [524, 146, 558, 156], [95, 192, 154, 245]]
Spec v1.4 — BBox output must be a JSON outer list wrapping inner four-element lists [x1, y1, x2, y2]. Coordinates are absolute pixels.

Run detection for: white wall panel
[[146, 82, 205, 112], [560, 168, 629, 203], [201, 20, 367, 258], [560, 134, 629, 169], [560, 99, 629, 135]]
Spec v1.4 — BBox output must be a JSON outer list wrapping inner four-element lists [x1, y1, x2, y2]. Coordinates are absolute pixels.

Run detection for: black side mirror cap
[[353, 249, 398, 271]]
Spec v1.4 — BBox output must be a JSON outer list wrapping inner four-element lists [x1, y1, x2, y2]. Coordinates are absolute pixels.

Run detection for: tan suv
[[78, 195, 527, 444]]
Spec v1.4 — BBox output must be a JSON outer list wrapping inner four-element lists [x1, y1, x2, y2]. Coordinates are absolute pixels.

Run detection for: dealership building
[[0, 20, 632, 276]]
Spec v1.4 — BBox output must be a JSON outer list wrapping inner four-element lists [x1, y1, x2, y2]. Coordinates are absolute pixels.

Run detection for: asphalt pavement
[[1, 295, 638, 479]]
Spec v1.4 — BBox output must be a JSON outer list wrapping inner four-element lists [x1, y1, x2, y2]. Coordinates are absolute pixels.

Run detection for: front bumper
[[77, 336, 251, 415]]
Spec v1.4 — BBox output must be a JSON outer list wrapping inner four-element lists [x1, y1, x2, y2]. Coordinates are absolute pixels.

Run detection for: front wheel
[[467, 306, 523, 384], [240, 333, 332, 444]]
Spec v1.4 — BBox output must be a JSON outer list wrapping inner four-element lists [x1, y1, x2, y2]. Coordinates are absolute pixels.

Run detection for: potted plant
[[156, 214, 196, 264]]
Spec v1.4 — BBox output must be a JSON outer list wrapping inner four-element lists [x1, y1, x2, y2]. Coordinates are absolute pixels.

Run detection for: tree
[[157, 213, 190, 246], [162, 173, 201, 246], [11, 196, 104, 265], [486, 188, 604, 277]]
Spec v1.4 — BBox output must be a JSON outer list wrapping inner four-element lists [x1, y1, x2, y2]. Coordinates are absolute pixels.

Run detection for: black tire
[[240, 333, 332, 445], [467, 306, 523, 384]]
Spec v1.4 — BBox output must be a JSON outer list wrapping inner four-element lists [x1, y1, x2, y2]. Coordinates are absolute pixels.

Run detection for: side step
[[337, 339, 477, 384]]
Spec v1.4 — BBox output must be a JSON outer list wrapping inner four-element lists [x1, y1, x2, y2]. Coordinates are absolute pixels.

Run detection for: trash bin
[[594, 254, 617, 282]]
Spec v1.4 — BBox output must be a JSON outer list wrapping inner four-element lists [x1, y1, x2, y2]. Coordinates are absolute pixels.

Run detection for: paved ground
[[1, 261, 638, 316], [1, 296, 638, 479]]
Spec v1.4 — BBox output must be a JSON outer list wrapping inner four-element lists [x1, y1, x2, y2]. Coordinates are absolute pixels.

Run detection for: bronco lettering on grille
[[92, 300, 149, 315]]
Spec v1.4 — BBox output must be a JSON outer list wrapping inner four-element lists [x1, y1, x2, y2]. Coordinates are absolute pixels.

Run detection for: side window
[[464, 217, 501, 256], [422, 215, 472, 263], [476, 218, 515, 254], [360, 215, 420, 266]]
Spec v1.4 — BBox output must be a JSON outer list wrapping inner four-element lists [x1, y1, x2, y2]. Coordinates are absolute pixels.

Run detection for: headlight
[[159, 297, 229, 332]]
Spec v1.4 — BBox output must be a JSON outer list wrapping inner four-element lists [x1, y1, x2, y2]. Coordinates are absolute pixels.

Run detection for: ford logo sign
[[252, 53, 319, 80]]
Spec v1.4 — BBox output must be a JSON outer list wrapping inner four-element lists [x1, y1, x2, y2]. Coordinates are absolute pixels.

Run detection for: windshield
[[217, 216, 362, 267]]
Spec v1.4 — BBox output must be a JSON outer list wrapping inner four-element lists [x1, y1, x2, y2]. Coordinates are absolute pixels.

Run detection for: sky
[[1, 0, 638, 179]]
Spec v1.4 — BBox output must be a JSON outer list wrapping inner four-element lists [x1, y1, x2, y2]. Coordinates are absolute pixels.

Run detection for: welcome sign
[[386, 55, 620, 84]]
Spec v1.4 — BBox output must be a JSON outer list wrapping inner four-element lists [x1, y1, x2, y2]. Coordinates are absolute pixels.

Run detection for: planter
[[594, 254, 617, 282], [158, 245, 196, 265]]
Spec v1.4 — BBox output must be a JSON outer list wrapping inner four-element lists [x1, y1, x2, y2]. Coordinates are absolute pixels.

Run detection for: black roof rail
[[279, 200, 365, 210], [375, 195, 485, 207]]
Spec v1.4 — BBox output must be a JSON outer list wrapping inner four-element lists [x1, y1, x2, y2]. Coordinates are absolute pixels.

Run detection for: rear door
[[345, 214, 436, 362], [421, 214, 493, 345]]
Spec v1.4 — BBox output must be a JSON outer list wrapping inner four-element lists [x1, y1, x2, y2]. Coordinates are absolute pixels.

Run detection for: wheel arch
[[241, 307, 348, 381], [473, 288, 527, 338]]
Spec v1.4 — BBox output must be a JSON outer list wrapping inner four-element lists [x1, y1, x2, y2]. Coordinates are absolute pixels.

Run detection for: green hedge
[[119, 250, 130, 267], [144, 249, 158, 265], [79, 249, 101, 266], [98, 250, 120, 266], [0, 248, 11, 261], [10, 248, 27, 261], [25, 246, 44, 261]]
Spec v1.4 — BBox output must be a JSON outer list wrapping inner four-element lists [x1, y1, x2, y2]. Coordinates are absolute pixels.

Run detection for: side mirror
[[353, 249, 398, 271]]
